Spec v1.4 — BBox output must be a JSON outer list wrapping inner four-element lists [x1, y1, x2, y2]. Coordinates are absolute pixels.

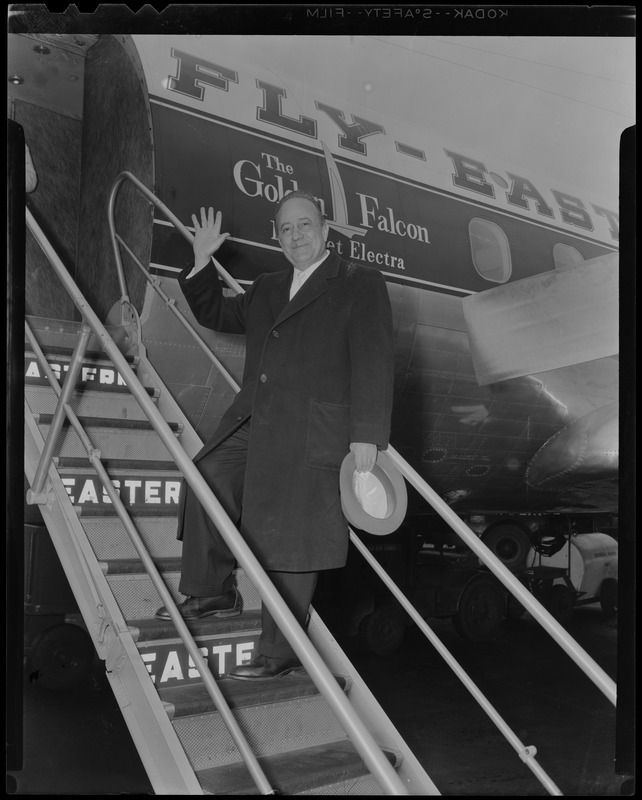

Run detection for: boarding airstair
[[23, 304, 436, 795], [21, 174, 617, 796]]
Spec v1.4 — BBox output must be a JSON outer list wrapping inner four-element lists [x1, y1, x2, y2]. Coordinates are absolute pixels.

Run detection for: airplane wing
[[461, 253, 618, 387], [461, 253, 619, 507]]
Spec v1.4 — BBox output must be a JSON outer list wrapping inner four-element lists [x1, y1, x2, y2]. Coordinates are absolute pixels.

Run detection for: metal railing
[[105, 172, 617, 793], [108, 172, 242, 392], [25, 205, 409, 795], [384, 449, 617, 707], [348, 446, 618, 790]]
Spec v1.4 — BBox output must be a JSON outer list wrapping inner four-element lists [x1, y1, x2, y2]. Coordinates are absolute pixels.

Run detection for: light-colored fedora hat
[[339, 449, 408, 536]]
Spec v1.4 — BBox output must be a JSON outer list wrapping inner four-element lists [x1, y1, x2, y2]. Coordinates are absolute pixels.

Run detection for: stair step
[[82, 516, 180, 560], [25, 316, 136, 357], [195, 740, 397, 795], [130, 610, 264, 644], [59, 464, 183, 481], [159, 673, 350, 718], [56, 457, 178, 470], [37, 424, 181, 461], [107, 570, 261, 620], [25, 384, 159, 420], [76, 504, 178, 518], [24, 342, 138, 364], [100, 557, 181, 575], [34, 413, 181, 432], [295, 775, 386, 795], [169, 684, 354, 771], [105, 569, 184, 620]]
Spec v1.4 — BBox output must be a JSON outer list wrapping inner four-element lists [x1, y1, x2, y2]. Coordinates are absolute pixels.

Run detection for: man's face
[[276, 197, 329, 271]]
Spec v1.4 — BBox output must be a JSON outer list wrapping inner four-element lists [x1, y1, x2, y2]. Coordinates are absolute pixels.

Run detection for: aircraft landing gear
[[452, 574, 505, 642], [482, 523, 531, 571], [358, 602, 407, 655], [599, 577, 618, 619], [26, 622, 94, 691]]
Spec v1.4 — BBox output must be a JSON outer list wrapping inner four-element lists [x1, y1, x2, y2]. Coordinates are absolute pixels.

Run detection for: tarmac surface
[[349, 605, 627, 796], [6, 603, 633, 796]]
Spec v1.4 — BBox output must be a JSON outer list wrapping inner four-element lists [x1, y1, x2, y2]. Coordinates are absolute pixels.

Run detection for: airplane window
[[553, 243, 584, 269], [469, 218, 512, 283]]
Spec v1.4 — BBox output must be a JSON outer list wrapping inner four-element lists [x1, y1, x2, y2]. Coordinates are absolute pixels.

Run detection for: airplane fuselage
[[126, 36, 618, 521]]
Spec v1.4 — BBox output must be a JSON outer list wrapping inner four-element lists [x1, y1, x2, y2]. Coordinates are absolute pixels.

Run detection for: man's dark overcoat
[[177, 250, 395, 572]]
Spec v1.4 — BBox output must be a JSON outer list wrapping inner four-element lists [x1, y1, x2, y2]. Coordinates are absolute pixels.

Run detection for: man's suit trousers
[[178, 420, 317, 660]]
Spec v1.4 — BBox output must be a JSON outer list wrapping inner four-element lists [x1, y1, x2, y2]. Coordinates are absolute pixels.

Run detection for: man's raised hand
[[192, 207, 230, 272]]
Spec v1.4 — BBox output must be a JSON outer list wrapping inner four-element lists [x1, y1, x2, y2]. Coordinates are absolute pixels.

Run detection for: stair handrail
[[348, 531, 564, 795], [384, 447, 617, 707], [343, 443, 619, 793], [108, 170, 243, 300], [108, 171, 242, 393], [26, 205, 410, 796]]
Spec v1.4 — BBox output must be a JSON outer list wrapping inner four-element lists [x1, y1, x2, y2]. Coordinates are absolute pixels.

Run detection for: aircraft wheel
[[453, 576, 504, 642], [27, 623, 94, 691], [482, 524, 531, 570], [599, 578, 618, 619], [358, 603, 406, 655], [545, 584, 575, 625]]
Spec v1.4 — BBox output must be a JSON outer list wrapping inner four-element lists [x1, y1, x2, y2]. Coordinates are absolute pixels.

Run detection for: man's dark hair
[[274, 190, 325, 224]]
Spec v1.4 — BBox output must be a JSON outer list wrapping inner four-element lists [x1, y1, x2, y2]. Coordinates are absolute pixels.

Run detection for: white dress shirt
[[289, 250, 330, 300]]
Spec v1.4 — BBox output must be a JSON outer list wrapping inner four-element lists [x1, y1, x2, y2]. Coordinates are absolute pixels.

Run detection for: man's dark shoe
[[228, 654, 304, 681], [155, 587, 242, 621]]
